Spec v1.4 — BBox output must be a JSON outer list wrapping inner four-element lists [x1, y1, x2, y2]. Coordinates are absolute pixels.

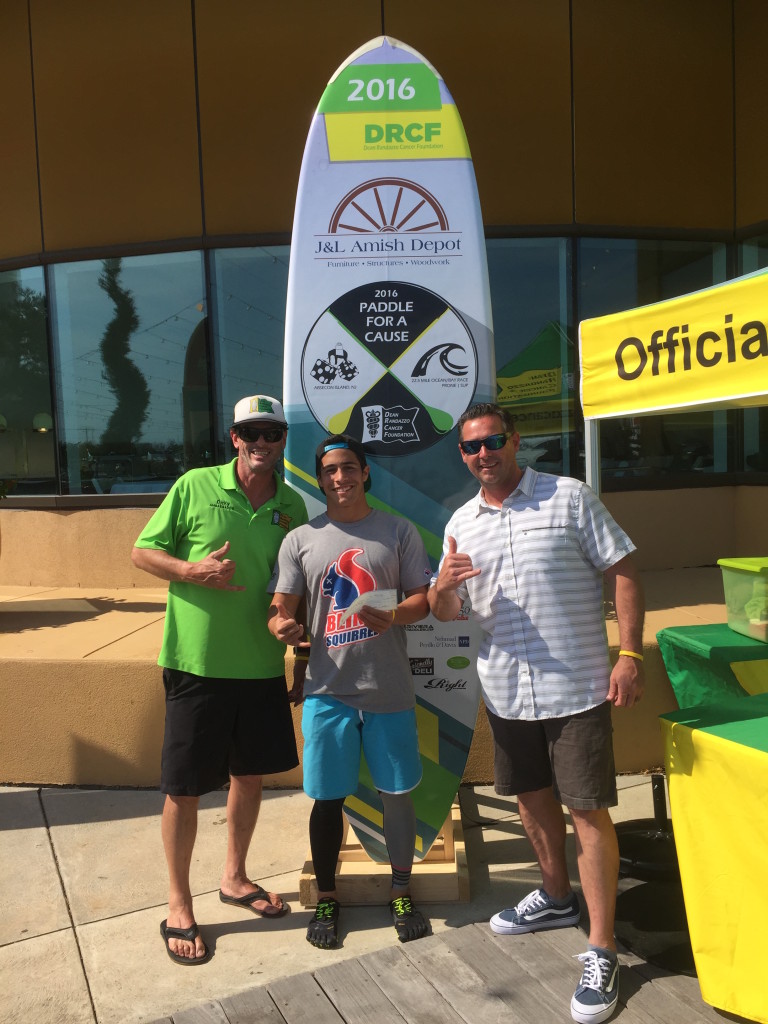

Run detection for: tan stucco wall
[[0, 655, 303, 790], [0, 508, 159, 588], [601, 485, 768, 571], [3, 485, 766, 587]]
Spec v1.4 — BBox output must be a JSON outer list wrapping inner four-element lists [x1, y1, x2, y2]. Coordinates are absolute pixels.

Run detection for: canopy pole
[[584, 418, 601, 497]]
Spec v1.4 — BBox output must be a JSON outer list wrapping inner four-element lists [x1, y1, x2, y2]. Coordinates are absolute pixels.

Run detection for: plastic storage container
[[717, 557, 768, 643]]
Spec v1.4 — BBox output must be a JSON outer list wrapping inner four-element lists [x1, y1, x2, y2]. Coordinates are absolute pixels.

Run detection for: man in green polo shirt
[[132, 394, 307, 966]]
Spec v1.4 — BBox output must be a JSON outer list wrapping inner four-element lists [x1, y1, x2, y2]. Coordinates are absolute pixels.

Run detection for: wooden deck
[[149, 920, 739, 1024]]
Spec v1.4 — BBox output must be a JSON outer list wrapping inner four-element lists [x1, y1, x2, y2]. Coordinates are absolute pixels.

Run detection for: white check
[[339, 589, 398, 627]]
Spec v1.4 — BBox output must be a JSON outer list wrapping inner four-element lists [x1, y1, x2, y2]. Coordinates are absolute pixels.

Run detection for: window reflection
[[738, 238, 768, 475], [578, 239, 729, 490], [0, 267, 55, 496], [3, 238, 762, 501], [487, 238, 575, 477], [210, 247, 289, 463], [49, 252, 210, 494]]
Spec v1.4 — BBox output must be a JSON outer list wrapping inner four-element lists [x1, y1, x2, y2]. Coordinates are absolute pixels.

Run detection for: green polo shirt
[[135, 460, 308, 678]]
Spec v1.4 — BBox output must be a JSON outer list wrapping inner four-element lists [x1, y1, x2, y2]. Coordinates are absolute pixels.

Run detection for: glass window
[[487, 238, 575, 476], [209, 247, 290, 463], [49, 253, 209, 495], [578, 239, 729, 490], [0, 267, 54, 496], [738, 237, 768, 476]]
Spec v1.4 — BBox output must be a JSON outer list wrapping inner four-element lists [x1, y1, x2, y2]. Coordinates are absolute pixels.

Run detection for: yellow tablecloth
[[661, 693, 768, 1023]]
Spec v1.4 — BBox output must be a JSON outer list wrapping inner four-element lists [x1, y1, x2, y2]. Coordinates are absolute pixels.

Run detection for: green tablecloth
[[656, 623, 768, 708]]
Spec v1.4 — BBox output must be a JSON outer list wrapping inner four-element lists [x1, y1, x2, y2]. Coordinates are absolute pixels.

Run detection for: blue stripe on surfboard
[[415, 696, 474, 777]]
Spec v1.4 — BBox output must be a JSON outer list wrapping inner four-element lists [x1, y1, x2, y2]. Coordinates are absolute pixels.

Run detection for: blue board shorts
[[301, 694, 422, 800]]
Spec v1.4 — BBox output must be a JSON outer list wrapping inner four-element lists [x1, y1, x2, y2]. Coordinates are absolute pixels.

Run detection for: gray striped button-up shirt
[[435, 467, 635, 720]]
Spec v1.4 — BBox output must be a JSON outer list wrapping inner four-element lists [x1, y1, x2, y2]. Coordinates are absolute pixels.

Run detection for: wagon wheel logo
[[329, 178, 449, 234]]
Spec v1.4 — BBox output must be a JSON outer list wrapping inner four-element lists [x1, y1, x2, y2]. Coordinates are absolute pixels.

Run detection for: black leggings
[[309, 792, 416, 893], [309, 798, 345, 892]]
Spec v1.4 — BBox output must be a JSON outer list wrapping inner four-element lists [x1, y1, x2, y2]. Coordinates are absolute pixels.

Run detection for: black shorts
[[485, 701, 617, 810], [160, 669, 299, 797]]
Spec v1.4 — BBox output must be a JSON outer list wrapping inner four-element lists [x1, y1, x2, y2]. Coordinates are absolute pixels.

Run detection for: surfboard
[[283, 36, 495, 862]]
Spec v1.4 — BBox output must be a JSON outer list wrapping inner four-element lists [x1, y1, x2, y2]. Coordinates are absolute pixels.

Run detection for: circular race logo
[[300, 280, 478, 456]]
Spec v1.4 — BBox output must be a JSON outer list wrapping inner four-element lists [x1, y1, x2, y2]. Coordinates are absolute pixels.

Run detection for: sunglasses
[[235, 424, 285, 443], [458, 432, 510, 455]]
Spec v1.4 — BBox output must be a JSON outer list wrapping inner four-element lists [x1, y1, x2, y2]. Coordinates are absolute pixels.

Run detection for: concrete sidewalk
[[0, 777, 664, 1024]]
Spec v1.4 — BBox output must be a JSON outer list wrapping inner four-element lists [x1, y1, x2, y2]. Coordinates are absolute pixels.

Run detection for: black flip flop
[[219, 883, 288, 918], [160, 919, 212, 965]]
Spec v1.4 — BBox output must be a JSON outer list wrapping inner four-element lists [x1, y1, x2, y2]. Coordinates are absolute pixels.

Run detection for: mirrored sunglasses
[[235, 424, 285, 443], [458, 432, 510, 455]]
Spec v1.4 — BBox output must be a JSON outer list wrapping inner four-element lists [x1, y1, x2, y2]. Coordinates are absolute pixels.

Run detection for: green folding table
[[656, 622, 768, 708]]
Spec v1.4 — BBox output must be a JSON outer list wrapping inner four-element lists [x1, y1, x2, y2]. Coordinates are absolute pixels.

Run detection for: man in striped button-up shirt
[[429, 403, 644, 1024]]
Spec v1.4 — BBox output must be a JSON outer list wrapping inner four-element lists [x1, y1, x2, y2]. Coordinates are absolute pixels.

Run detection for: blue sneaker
[[570, 950, 620, 1023], [489, 887, 580, 934]]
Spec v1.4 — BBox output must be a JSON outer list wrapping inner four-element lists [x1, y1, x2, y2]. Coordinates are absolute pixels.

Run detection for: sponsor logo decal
[[410, 657, 435, 675], [446, 656, 470, 669]]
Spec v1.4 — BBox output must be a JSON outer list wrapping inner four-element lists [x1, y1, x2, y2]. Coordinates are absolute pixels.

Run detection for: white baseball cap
[[232, 395, 287, 427]]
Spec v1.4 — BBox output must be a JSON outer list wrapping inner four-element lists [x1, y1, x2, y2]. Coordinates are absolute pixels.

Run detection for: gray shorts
[[485, 700, 617, 810]]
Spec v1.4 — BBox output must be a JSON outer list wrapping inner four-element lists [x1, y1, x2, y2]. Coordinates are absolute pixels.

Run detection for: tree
[[98, 258, 149, 446]]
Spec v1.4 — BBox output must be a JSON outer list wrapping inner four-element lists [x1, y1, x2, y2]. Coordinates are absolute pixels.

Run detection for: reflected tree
[[0, 282, 49, 493], [98, 258, 149, 445], [0, 283, 50, 423]]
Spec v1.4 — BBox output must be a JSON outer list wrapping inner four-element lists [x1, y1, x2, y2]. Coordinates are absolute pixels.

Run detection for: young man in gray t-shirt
[[269, 434, 431, 949]]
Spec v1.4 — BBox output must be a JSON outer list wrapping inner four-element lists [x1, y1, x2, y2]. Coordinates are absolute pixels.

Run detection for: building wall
[[3, 0, 764, 268], [3, 486, 767, 587], [734, 0, 768, 229]]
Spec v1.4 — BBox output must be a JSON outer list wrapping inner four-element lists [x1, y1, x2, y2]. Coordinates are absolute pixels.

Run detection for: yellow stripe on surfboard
[[345, 795, 424, 854], [416, 703, 439, 763], [345, 794, 383, 828], [283, 459, 320, 488]]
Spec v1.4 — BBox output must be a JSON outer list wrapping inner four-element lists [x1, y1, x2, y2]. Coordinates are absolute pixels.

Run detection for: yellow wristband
[[619, 649, 644, 662], [391, 609, 397, 623]]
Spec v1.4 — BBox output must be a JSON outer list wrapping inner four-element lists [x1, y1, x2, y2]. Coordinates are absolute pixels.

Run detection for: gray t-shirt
[[271, 509, 431, 712]]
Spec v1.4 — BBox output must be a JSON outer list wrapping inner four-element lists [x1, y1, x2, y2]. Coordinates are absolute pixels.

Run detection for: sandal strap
[[223, 884, 270, 905], [162, 923, 199, 941]]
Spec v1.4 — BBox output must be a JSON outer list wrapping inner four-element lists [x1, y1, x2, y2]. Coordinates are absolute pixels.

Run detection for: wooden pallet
[[298, 802, 469, 906]]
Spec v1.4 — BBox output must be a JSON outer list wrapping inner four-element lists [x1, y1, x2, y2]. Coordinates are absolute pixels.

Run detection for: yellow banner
[[325, 106, 470, 162], [497, 367, 562, 403], [579, 270, 768, 419]]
